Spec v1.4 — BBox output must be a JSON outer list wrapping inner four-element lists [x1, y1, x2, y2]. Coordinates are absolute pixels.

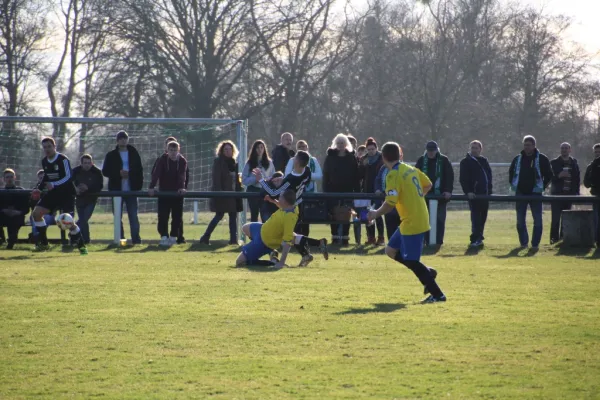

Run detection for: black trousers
[[246, 186, 264, 222], [0, 214, 24, 244], [384, 211, 401, 240], [469, 200, 489, 243], [425, 199, 447, 245], [550, 200, 572, 242], [157, 197, 184, 238]]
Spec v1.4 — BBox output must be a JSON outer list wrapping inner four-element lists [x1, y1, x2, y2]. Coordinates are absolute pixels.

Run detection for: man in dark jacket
[[272, 132, 295, 172], [459, 140, 492, 247], [152, 136, 190, 243], [73, 154, 104, 244], [549, 142, 581, 244], [148, 141, 188, 246], [415, 141, 454, 245], [0, 169, 30, 249], [508, 135, 553, 249], [583, 143, 600, 247], [101, 130, 143, 244]]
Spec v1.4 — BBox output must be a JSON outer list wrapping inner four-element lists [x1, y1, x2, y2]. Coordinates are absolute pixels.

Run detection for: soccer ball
[[56, 213, 74, 231]]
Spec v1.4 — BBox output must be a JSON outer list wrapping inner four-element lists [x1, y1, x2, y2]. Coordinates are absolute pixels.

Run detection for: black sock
[[403, 260, 444, 298], [394, 251, 405, 263], [306, 237, 321, 247], [70, 231, 85, 249], [295, 236, 309, 256], [38, 226, 48, 245]]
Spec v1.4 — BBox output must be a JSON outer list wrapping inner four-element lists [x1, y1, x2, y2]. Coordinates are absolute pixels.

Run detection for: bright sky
[[347, 0, 600, 67]]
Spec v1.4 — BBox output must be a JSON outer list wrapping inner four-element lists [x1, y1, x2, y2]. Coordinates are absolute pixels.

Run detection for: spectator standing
[[459, 140, 493, 248], [508, 135, 553, 249], [149, 141, 188, 246], [375, 164, 400, 240], [352, 144, 366, 244], [0, 169, 29, 249], [199, 140, 243, 245], [72, 154, 104, 244], [359, 138, 385, 245], [323, 133, 360, 246], [415, 141, 454, 245], [242, 140, 275, 222], [102, 131, 144, 244], [549, 142, 580, 244], [272, 132, 295, 172], [152, 136, 190, 243], [583, 143, 600, 247]]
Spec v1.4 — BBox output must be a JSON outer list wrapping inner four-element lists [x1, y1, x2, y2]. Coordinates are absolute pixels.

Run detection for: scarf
[[468, 153, 489, 194], [511, 151, 543, 193], [422, 152, 443, 194]]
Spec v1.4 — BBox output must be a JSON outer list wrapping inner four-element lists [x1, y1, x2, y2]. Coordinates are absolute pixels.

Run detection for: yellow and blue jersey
[[385, 162, 431, 235], [260, 207, 299, 249]]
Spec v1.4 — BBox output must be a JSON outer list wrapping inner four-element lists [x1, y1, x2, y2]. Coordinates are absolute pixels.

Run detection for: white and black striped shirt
[[260, 167, 311, 205], [40, 153, 74, 193]]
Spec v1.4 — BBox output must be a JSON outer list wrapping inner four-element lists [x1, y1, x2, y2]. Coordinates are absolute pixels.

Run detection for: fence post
[[113, 197, 122, 244], [429, 199, 438, 246], [193, 201, 199, 225], [236, 120, 248, 242]]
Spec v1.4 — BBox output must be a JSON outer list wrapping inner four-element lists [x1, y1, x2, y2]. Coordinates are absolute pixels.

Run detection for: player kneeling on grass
[[236, 189, 298, 269], [367, 142, 446, 303], [31, 137, 87, 255]]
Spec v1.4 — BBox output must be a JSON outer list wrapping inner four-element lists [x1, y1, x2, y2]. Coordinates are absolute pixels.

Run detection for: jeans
[[384, 210, 401, 240], [203, 212, 237, 242], [425, 200, 447, 245], [76, 202, 96, 243], [0, 214, 24, 244], [550, 200, 572, 243], [157, 197, 184, 238], [469, 200, 489, 243], [112, 196, 141, 243], [593, 201, 600, 246], [246, 186, 264, 222], [515, 193, 543, 247]]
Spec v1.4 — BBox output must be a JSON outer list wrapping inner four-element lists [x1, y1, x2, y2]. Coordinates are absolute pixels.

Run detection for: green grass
[[1, 212, 600, 399]]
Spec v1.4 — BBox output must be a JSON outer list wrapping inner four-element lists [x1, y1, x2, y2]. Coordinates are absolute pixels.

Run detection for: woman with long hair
[[199, 140, 243, 245], [242, 140, 275, 222]]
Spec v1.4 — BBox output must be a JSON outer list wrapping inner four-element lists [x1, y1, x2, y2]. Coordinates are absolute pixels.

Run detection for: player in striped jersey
[[30, 137, 87, 255], [253, 150, 328, 266]]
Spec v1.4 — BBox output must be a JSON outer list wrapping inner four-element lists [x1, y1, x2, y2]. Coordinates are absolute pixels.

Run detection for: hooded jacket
[[149, 153, 188, 191], [459, 153, 492, 195]]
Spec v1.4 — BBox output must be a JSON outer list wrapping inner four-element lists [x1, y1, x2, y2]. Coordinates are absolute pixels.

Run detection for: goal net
[[0, 117, 247, 233]]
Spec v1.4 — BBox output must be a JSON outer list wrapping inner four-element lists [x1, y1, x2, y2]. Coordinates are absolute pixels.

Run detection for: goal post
[[0, 116, 248, 244]]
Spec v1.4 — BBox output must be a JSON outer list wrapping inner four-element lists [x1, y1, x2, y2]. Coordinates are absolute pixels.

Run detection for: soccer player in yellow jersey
[[368, 142, 446, 303], [236, 189, 298, 269]]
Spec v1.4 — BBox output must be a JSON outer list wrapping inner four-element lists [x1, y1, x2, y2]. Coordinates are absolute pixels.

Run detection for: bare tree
[[116, 0, 259, 119], [0, 0, 47, 131], [250, 0, 363, 136]]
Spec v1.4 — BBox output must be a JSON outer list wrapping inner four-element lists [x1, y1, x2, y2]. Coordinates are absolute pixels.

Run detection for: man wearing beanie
[[415, 140, 454, 246]]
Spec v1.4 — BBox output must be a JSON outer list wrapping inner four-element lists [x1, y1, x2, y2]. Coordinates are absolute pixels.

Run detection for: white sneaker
[[159, 236, 170, 247], [169, 236, 177, 245]]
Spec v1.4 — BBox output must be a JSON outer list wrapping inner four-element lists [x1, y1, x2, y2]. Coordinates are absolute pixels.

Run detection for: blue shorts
[[388, 229, 425, 261], [242, 223, 273, 262]]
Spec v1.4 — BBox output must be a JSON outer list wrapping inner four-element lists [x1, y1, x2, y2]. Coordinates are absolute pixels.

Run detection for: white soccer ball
[[56, 213, 74, 231]]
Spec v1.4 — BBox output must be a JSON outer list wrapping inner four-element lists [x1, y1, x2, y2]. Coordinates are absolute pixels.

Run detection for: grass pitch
[[1, 212, 599, 399]]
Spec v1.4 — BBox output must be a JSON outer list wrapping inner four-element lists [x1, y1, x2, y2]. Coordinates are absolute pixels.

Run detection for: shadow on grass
[[236, 265, 282, 273], [422, 245, 442, 256], [494, 247, 530, 259], [555, 243, 597, 258], [186, 241, 240, 253], [336, 303, 407, 315], [464, 246, 483, 256]]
